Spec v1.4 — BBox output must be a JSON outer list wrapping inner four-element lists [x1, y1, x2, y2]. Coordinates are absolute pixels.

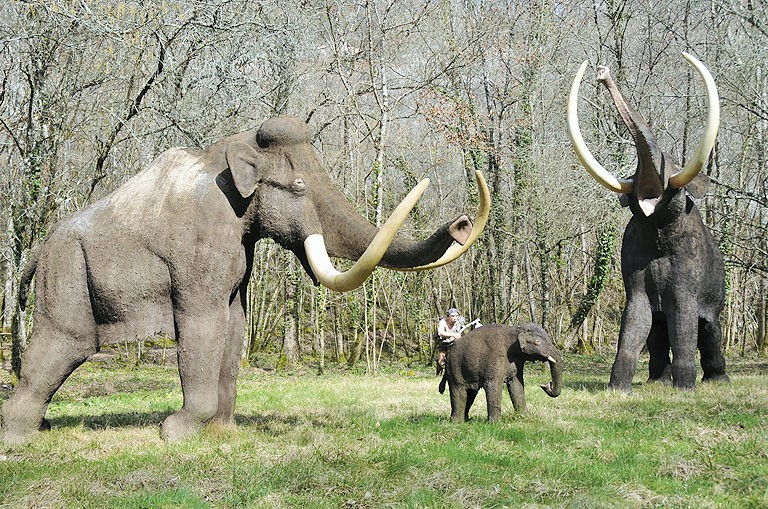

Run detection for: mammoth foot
[[1, 399, 50, 445], [2, 427, 39, 445], [607, 381, 633, 393], [160, 411, 206, 442], [1, 417, 47, 445]]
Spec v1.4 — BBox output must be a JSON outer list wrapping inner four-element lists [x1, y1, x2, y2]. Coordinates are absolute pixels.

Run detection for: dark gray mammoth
[[438, 323, 562, 422], [568, 53, 729, 390], [2, 116, 490, 444]]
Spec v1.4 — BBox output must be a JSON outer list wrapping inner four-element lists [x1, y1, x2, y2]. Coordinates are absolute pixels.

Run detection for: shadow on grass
[[47, 409, 359, 435], [235, 412, 324, 433], [44, 409, 444, 439], [237, 410, 453, 436], [44, 412, 337, 437], [726, 358, 768, 374], [49, 410, 173, 431]]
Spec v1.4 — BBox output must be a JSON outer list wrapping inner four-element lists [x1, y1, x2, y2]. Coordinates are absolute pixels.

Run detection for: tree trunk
[[2, 249, 13, 329], [10, 299, 27, 381], [280, 255, 300, 369], [315, 286, 327, 374], [758, 277, 767, 355], [347, 328, 364, 368], [524, 246, 537, 322]]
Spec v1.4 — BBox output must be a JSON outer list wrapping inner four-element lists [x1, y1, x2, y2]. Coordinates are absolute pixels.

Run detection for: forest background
[[0, 0, 765, 374]]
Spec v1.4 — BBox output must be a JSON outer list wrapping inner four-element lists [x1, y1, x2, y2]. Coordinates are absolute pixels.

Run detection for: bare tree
[[2, 0, 765, 369]]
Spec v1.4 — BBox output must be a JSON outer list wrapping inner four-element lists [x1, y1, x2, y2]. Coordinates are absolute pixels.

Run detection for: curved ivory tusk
[[304, 179, 430, 292], [399, 170, 491, 271], [547, 356, 557, 364], [568, 60, 634, 194], [668, 52, 720, 189]]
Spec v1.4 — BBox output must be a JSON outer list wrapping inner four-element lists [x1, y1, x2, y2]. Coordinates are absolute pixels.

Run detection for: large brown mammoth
[[2, 116, 489, 443], [568, 53, 729, 390]]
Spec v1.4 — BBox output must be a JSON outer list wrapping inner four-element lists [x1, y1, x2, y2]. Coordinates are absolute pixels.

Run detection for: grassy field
[[0, 354, 766, 508]]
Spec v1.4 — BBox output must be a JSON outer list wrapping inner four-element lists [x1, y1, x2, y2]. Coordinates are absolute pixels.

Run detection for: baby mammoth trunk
[[540, 351, 563, 398]]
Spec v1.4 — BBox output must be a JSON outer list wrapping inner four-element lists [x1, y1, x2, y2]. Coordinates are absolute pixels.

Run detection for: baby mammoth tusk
[[668, 52, 720, 189], [568, 60, 633, 194], [547, 356, 557, 364], [304, 178, 430, 292], [399, 170, 491, 271]]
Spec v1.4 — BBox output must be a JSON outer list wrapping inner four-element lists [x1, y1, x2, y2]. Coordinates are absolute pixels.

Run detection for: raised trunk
[[597, 67, 662, 168], [597, 67, 665, 198]]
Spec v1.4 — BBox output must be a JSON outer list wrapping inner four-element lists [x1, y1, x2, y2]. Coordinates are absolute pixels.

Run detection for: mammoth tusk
[[547, 356, 557, 365], [398, 170, 491, 271], [568, 60, 633, 194], [304, 179, 430, 292], [668, 52, 720, 189]]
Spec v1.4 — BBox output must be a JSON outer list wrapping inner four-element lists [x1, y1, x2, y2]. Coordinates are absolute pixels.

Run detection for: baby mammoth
[[439, 323, 563, 422]]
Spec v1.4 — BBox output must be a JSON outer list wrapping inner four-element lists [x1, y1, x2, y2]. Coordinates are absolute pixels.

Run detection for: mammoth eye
[[294, 178, 305, 188]]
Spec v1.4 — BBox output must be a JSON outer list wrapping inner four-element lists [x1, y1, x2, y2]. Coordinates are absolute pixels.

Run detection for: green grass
[[1, 355, 766, 508]]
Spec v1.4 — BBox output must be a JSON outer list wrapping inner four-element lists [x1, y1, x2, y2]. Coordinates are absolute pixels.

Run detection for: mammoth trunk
[[540, 354, 563, 398], [315, 184, 457, 269], [598, 67, 663, 174], [303, 179, 432, 292], [298, 164, 488, 291]]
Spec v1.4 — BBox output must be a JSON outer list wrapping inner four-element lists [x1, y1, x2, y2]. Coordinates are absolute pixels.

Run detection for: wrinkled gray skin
[[438, 323, 562, 422], [2, 116, 473, 444], [598, 70, 729, 391]]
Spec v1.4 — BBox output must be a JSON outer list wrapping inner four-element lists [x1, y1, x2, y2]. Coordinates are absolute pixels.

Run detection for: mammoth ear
[[684, 173, 710, 199], [516, 323, 549, 355], [517, 329, 541, 354], [226, 141, 265, 198]]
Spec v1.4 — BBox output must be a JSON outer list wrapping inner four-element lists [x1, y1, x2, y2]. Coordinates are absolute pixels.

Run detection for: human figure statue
[[435, 308, 464, 376]]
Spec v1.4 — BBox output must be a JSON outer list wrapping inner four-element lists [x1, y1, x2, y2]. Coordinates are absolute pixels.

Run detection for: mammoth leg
[[2, 242, 96, 444], [609, 295, 652, 391], [647, 315, 672, 384], [161, 306, 227, 441], [2, 321, 95, 444], [506, 368, 526, 413], [699, 318, 729, 383], [449, 384, 469, 423], [666, 298, 698, 389], [464, 389, 478, 422], [485, 383, 503, 422], [212, 291, 247, 427]]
